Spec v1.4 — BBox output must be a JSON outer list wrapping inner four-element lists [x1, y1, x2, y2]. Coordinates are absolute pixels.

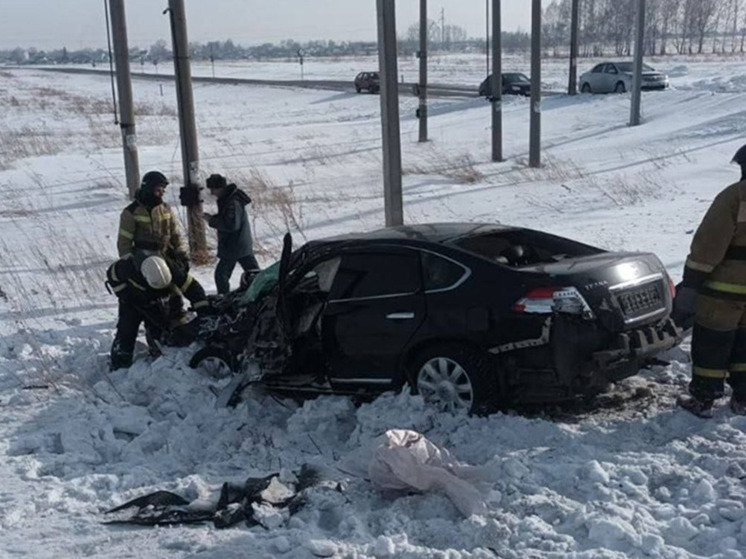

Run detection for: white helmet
[[140, 256, 172, 289]]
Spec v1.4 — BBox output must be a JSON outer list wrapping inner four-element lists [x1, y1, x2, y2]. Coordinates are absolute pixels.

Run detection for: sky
[[0, 0, 539, 51]]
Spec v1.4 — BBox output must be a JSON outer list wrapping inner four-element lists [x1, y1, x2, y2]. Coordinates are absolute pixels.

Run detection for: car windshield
[[504, 73, 529, 83], [615, 62, 654, 73]]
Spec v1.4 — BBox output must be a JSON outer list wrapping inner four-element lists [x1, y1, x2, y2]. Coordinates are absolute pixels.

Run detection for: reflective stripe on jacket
[[117, 200, 183, 258], [683, 180, 746, 299]]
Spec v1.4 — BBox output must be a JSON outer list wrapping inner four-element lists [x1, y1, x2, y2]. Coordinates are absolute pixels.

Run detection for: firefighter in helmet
[[676, 144, 746, 417]]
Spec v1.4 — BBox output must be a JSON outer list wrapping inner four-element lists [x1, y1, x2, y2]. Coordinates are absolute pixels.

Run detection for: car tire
[[190, 347, 235, 379], [581, 82, 591, 93], [614, 81, 626, 94], [408, 343, 499, 415], [355, 86, 361, 93]]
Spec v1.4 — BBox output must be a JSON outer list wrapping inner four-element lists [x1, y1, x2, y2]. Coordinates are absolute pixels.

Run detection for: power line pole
[[529, 0, 541, 168], [491, 0, 502, 162], [630, 0, 645, 126], [441, 8, 445, 50], [108, 0, 140, 199], [568, 0, 580, 95], [377, 0, 403, 226], [417, 0, 428, 143], [167, 0, 208, 261]]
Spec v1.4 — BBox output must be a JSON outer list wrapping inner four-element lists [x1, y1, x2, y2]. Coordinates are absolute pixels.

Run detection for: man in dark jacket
[[203, 174, 260, 294], [676, 144, 746, 417], [107, 254, 209, 371]]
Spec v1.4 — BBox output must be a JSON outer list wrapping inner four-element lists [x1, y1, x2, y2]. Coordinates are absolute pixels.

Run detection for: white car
[[579, 62, 669, 94]]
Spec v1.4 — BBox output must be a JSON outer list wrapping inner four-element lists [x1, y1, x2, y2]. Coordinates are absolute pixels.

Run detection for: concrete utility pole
[[568, 0, 580, 95], [529, 0, 541, 168], [377, 0, 403, 227], [491, 0, 502, 162], [167, 0, 208, 260], [108, 0, 140, 199], [418, 0, 428, 143], [630, 0, 645, 126]]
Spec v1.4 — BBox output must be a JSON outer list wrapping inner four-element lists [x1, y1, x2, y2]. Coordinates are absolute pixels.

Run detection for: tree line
[[544, 0, 746, 56]]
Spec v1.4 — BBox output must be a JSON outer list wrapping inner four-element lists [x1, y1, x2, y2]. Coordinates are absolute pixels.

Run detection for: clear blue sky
[[0, 0, 541, 50]]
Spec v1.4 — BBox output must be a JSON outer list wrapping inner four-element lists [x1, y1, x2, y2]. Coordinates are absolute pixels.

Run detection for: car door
[[588, 63, 605, 91], [603, 63, 619, 92], [321, 247, 426, 386]]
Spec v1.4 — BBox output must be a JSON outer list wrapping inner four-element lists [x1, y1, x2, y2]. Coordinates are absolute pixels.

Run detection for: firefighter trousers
[[110, 301, 165, 371], [689, 294, 746, 402]]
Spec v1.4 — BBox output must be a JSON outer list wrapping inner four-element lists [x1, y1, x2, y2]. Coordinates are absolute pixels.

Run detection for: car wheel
[[355, 86, 361, 93], [190, 347, 235, 379], [614, 81, 626, 93], [409, 344, 498, 415], [581, 82, 591, 93]]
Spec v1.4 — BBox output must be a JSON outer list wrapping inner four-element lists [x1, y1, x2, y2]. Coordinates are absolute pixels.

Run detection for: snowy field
[[1, 53, 746, 558]]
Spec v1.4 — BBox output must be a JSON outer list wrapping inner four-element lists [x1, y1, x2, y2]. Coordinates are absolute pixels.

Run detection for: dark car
[[194, 223, 680, 414], [354, 71, 380, 93], [479, 73, 531, 98], [579, 62, 669, 94]]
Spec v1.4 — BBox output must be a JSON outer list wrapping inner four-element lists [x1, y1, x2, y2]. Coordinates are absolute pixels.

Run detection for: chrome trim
[[329, 291, 416, 304], [386, 312, 415, 320], [609, 273, 662, 292], [623, 307, 668, 326], [416, 247, 472, 294]]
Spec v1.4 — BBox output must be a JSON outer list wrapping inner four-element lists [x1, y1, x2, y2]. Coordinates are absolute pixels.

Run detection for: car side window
[[606, 64, 617, 74], [421, 252, 467, 292], [592, 64, 605, 73], [329, 251, 421, 300]]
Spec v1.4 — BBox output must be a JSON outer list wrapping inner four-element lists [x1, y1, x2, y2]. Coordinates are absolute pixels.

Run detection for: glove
[[671, 284, 697, 329]]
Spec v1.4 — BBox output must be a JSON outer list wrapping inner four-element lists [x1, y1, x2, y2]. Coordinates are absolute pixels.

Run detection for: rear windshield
[[454, 230, 603, 267]]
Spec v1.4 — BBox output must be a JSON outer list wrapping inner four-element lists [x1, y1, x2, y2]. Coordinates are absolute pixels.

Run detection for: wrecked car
[[192, 223, 680, 414]]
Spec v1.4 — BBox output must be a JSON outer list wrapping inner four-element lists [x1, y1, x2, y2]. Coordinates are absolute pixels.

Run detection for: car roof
[[307, 222, 517, 246]]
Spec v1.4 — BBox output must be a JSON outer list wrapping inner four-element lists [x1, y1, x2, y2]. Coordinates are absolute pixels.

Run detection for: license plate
[[618, 282, 663, 316]]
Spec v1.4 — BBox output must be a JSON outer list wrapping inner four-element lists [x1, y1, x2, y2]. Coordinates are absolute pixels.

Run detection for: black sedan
[[479, 73, 531, 97], [194, 223, 680, 414]]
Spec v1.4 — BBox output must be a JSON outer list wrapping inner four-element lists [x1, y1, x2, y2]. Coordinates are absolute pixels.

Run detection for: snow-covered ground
[[1, 53, 746, 558]]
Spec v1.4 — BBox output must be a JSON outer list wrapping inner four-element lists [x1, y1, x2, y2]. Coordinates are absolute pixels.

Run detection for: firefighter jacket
[[106, 258, 208, 312], [117, 190, 184, 259], [683, 179, 746, 300]]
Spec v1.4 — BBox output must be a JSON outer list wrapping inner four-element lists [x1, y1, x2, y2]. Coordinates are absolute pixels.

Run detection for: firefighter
[[676, 144, 746, 417], [107, 255, 209, 371], [117, 170, 189, 271]]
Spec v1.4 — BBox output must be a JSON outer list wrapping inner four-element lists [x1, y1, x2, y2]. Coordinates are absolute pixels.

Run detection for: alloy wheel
[[416, 356, 474, 413]]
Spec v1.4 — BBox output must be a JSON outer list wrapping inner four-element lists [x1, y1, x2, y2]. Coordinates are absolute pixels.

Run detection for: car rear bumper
[[591, 317, 680, 379]]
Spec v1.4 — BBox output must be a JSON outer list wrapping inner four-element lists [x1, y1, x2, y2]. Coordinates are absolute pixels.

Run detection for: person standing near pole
[[203, 174, 259, 294], [675, 144, 746, 417]]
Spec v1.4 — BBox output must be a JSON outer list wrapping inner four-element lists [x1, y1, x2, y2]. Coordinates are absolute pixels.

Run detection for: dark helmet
[[732, 144, 746, 167], [141, 170, 169, 191]]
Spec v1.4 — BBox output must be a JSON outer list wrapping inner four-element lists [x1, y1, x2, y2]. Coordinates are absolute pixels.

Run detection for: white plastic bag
[[367, 430, 488, 517]]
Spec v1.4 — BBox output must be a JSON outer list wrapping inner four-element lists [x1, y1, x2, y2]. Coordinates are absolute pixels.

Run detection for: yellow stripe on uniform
[[685, 257, 715, 273], [729, 363, 746, 372], [128, 280, 146, 291], [112, 284, 127, 293], [110, 266, 119, 282], [693, 366, 729, 379], [193, 300, 209, 309], [180, 275, 194, 293], [703, 280, 746, 295], [118, 228, 134, 239], [133, 215, 152, 223]]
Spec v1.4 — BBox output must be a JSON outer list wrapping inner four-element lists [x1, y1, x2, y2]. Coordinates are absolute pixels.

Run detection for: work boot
[[730, 397, 746, 416], [677, 395, 714, 418]]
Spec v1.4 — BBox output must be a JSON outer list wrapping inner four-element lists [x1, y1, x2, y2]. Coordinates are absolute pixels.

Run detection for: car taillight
[[512, 286, 595, 319], [666, 274, 676, 299]]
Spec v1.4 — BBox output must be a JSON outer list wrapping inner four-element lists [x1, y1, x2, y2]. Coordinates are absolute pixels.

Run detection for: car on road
[[193, 223, 680, 414], [579, 62, 669, 94], [479, 73, 532, 97], [354, 71, 380, 93]]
